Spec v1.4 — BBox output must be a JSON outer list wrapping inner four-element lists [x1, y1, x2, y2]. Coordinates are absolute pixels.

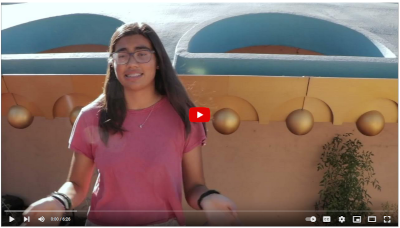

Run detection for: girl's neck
[[124, 87, 163, 110]]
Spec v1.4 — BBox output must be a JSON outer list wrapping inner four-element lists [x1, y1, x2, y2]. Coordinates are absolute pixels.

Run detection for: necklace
[[139, 104, 155, 128], [137, 97, 163, 129]]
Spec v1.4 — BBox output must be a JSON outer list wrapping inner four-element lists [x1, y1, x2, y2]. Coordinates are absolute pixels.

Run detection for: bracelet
[[198, 190, 220, 210], [54, 192, 72, 210], [50, 195, 67, 210], [51, 192, 72, 210]]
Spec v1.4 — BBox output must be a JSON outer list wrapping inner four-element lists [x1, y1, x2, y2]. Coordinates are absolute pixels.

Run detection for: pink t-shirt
[[68, 96, 207, 226]]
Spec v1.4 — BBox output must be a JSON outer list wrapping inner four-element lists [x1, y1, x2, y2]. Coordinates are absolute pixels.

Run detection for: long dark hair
[[97, 22, 207, 146]]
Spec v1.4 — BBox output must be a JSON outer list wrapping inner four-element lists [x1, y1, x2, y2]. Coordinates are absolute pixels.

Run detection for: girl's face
[[112, 34, 158, 91]]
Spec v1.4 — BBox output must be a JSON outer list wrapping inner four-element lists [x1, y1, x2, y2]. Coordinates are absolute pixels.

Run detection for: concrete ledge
[[2, 52, 397, 78], [2, 53, 108, 74], [174, 53, 397, 78]]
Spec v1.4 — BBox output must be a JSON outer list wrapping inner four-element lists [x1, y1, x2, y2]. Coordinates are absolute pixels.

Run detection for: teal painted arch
[[2, 14, 124, 54], [188, 13, 394, 58]]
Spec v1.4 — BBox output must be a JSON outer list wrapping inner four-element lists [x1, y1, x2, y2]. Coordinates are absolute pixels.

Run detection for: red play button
[[189, 107, 210, 122]]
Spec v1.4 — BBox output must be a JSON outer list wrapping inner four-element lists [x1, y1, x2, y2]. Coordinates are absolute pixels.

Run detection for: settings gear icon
[[338, 216, 345, 223]]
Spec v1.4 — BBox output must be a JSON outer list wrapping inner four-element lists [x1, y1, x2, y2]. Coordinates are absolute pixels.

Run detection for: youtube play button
[[189, 107, 210, 122]]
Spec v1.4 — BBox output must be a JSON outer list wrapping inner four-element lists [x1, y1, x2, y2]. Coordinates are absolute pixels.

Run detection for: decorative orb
[[7, 105, 34, 129], [212, 108, 240, 135], [356, 110, 385, 136], [286, 109, 314, 135], [70, 106, 83, 125]]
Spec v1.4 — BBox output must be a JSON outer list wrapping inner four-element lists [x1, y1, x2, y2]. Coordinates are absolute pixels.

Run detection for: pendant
[[140, 124, 143, 128]]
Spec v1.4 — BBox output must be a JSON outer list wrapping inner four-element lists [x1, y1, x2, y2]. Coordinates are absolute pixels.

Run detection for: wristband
[[198, 190, 220, 210], [50, 195, 67, 210], [54, 192, 72, 210], [51, 192, 71, 210]]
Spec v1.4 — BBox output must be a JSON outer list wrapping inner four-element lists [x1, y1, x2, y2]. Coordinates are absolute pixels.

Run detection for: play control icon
[[38, 216, 45, 222], [323, 216, 331, 222], [9, 216, 15, 222], [24, 216, 30, 222], [368, 216, 376, 222], [338, 216, 345, 223], [384, 216, 391, 223], [189, 107, 210, 122], [353, 216, 361, 223], [305, 216, 317, 222]]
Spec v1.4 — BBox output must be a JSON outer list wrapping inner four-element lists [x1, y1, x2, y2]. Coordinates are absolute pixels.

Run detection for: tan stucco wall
[[1, 117, 397, 225], [3, 75, 397, 126]]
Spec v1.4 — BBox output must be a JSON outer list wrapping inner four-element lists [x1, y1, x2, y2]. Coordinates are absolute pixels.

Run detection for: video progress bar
[[5, 210, 395, 213], [5, 210, 78, 212]]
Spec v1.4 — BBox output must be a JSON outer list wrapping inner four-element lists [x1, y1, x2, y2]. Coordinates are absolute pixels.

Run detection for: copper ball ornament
[[7, 105, 34, 129], [356, 110, 385, 136], [212, 108, 240, 135], [70, 106, 83, 125], [286, 109, 314, 135]]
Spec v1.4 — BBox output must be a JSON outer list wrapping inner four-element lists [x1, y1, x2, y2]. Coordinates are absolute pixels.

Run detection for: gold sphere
[[286, 109, 314, 135], [356, 110, 385, 136], [212, 108, 240, 135], [70, 106, 83, 125], [7, 105, 34, 129]]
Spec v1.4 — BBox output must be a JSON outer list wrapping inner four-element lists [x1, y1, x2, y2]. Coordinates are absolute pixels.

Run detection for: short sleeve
[[183, 122, 207, 154], [68, 109, 94, 160]]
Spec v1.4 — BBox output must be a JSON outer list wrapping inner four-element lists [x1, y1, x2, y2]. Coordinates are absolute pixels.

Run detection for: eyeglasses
[[111, 49, 156, 65]]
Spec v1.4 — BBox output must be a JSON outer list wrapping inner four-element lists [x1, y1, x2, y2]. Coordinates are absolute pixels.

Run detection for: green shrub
[[315, 133, 381, 225]]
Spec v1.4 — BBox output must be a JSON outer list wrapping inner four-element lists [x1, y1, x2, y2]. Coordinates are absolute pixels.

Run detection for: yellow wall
[[2, 74, 397, 225], [2, 75, 398, 125], [1, 117, 397, 225]]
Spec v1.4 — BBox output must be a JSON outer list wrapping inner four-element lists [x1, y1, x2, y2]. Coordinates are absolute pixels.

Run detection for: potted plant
[[314, 133, 381, 225]]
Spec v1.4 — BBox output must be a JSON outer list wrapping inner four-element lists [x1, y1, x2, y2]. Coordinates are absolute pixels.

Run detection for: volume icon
[[38, 216, 45, 222]]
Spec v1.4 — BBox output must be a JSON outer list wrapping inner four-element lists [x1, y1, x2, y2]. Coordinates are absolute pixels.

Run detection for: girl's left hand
[[201, 194, 241, 226]]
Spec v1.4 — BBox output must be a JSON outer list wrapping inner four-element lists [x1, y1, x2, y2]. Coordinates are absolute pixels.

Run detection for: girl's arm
[[182, 146, 209, 210], [58, 151, 95, 209], [23, 152, 95, 225], [182, 146, 240, 225]]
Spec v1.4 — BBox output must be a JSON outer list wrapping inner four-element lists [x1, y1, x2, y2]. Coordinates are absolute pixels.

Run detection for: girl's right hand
[[22, 197, 66, 226]]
